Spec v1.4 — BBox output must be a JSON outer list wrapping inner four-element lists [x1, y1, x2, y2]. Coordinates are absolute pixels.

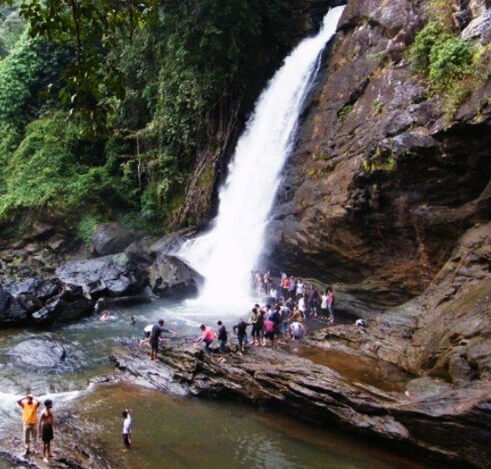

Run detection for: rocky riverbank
[[109, 326, 490, 468], [0, 223, 202, 328]]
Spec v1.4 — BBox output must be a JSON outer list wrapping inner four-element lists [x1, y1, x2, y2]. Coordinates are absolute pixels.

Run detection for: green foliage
[[362, 152, 397, 173], [75, 213, 99, 244], [11, 0, 158, 131], [338, 103, 354, 121], [0, 112, 136, 222], [0, 33, 68, 129], [428, 36, 473, 85], [410, 21, 474, 89], [0, 0, 308, 230]]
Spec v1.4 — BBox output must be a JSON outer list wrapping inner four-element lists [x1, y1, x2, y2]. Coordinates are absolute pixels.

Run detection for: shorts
[[23, 423, 37, 447], [265, 331, 275, 340], [123, 432, 131, 447], [150, 339, 159, 351], [237, 335, 246, 347], [252, 326, 262, 338], [42, 424, 53, 443]]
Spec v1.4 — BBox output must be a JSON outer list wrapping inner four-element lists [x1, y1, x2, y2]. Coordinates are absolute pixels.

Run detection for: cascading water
[[179, 6, 345, 311]]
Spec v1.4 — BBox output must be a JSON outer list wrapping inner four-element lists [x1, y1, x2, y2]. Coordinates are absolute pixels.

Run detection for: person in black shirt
[[233, 320, 248, 353], [150, 319, 175, 361], [217, 320, 228, 355]]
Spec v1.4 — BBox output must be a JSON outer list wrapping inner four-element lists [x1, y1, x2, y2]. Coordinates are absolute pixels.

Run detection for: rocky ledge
[[110, 335, 490, 468]]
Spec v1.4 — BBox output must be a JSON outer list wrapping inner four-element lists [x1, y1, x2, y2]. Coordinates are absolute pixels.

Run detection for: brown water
[[70, 382, 426, 469], [299, 346, 412, 393]]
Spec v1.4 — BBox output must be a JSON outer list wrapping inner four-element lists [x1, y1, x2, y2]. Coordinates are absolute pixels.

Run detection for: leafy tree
[[0, 0, 159, 130]]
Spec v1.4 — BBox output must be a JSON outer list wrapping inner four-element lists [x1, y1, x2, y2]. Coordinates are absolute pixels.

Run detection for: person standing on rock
[[17, 393, 40, 456], [38, 399, 54, 463], [150, 319, 175, 361], [122, 409, 132, 449], [217, 321, 228, 355], [233, 319, 249, 353]]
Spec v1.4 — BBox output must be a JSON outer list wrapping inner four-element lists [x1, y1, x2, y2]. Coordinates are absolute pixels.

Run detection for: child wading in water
[[38, 399, 54, 463]]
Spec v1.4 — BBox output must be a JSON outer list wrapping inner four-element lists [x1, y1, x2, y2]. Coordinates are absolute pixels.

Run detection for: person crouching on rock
[[196, 324, 215, 352], [233, 319, 249, 353], [289, 321, 306, 340], [17, 393, 40, 456], [38, 399, 54, 463]]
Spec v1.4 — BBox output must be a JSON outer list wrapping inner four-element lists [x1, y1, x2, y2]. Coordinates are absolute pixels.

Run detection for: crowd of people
[[141, 271, 336, 361]]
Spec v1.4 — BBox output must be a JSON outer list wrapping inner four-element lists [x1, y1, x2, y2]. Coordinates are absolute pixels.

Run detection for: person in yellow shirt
[[17, 393, 40, 456]]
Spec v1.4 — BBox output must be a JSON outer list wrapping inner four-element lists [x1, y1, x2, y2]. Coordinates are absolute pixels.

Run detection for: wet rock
[[32, 295, 92, 326], [0, 288, 29, 325], [148, 227, 196, 256], [8, 337, 66, 368], [92, 222, 144, 256], [56, 252, 147, 298], [148, 254, 203, 298]]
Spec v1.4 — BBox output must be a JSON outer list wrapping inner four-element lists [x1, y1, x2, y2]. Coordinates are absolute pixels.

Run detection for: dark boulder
[[149, 254, 203, 298], [32, 294, 92, 326], [56, 252, 147, 298], [8, 337, 66, 368], [92, 223, 144, 256], [0, 288, 29, 325]]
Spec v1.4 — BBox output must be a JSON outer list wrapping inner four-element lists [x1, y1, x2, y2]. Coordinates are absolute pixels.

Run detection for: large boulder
[[149, 254, 203, 298], [56, 252, 148, 298], [31, 286, 92, 326], [8, 337, 66, 368], [92, 223, 144, 256], [0, 287, 29, 326]]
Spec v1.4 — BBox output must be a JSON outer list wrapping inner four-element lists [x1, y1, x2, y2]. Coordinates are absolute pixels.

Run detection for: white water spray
[[179, 7, 345, 311]]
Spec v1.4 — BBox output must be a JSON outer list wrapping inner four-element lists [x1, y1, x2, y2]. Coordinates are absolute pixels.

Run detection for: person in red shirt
[[196, 324, 215, 352]]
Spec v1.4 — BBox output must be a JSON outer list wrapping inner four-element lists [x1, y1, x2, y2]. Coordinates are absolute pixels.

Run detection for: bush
[[410, 21, 449, 75], [0, 112, 136, 222], [0, 34, 69, 129], [76, 214, 100, 245], [429, 37, 473, 85], [410, 20, 475, 89]]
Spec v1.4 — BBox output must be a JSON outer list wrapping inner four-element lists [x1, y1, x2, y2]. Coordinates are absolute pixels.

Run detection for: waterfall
[[179, 6, 345, 311]]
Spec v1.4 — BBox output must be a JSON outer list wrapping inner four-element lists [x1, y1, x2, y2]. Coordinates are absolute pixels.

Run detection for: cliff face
[[267, 0, 490, 306]]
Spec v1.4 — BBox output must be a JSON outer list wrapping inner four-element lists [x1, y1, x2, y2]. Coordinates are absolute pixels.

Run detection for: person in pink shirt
[[196, 324, 215, 352]]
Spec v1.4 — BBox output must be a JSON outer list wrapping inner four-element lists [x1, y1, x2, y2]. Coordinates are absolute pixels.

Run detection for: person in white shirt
[[296, 280, 305, 297], [122, 409, 132, 448], [298, 295, 306, 319], [289, 321, 306, 340]]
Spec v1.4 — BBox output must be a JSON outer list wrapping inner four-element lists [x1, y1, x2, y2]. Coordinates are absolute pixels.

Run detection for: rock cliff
[[268, 0, 490, 307]]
